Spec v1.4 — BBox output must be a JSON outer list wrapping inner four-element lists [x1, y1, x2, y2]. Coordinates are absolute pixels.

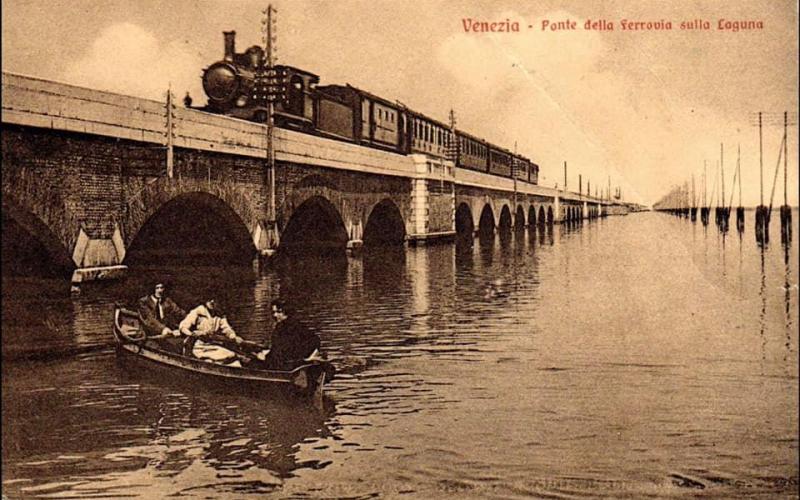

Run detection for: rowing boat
[[112, 307, 334, 397]]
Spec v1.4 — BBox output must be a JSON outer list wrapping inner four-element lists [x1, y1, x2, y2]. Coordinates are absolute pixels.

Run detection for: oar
[[187, 334, 270, 362]]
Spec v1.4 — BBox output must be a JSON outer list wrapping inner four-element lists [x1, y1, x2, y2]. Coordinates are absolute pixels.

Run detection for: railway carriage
[[199, 30, 541, 187], [407, 111, 452, 159], [488, 146, 514, 178], [514, 155, 531, 182], [529, 162, 540, 184], [315, 84, 408, 152], [455, 130, 490, 172], [314, 91, 357, 141]]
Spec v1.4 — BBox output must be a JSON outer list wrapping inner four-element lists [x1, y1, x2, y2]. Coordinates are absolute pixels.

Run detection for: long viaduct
[[2, 73, 629, 285]]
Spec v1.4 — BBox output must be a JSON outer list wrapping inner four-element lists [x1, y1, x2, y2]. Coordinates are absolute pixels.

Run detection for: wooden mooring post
[[755, 112, 769, 245], [736, 144, 744, 232], [718, 143, 730, 233], [736, 206, 745, 232], [756, 206, 770, 245], [780, 111, 792, 244]]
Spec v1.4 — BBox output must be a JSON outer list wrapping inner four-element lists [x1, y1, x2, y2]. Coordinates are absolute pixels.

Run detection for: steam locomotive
[[200, 31, 539, 185]]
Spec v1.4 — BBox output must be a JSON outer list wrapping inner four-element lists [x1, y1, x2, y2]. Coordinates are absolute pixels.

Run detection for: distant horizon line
[[650, 205, 799, 210]]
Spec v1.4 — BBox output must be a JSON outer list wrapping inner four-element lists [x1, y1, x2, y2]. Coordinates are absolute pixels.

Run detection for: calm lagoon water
[[2, 211, 798, 498]]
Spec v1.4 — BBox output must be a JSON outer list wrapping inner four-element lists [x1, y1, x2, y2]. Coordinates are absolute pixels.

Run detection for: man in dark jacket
[[138, 282, 186, 339], [265, 299, 321, 369]]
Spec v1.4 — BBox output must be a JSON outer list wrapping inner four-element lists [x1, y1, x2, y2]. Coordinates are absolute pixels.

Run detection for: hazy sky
[[3, 0, 798, 205]]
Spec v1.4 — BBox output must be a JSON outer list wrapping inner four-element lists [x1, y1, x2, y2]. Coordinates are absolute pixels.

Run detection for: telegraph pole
[[759, 112, 764, 206], [720, 142, 724, 208], [448, 109, 458, 160], [165, 85, 175, 179], [720, 142, 728, 231], [703, 160, 707, 207], [738, 145, 742, 208], [784, 111, 788, 208], [736, 144, 744, 232], [756, 111, 768, 244], [701, 160, 708, 225], [448, 109, 458, 233], [512, 141, 518, 226], [262, 4, 278, 248], [781, 111, 792, 243]]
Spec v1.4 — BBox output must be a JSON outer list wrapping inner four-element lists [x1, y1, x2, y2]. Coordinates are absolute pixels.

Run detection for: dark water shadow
[[2, 353, 336, 498]]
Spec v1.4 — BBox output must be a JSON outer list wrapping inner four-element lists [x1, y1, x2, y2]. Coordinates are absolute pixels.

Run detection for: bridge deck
[[2, 72, 610, 205]]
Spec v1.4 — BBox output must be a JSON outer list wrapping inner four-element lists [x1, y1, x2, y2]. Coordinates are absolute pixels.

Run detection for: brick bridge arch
[[1, 166, 86, 269], [279, 173, 411, 245], [498, 204, 513, 229], [364, 198, 406, 245], [124, 177, 261, 258], [1, 196, 76, 273], [455, 202, 474, 235], [278, 175, 350, 237], [458, 194, 526, 232]]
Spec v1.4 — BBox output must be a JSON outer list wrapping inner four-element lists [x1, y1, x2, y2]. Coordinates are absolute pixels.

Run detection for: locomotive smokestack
[[223, 31, 236, 61]]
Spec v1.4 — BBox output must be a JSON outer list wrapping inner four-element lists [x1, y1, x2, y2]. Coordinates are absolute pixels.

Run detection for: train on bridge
[[200, 31, 540, 186]]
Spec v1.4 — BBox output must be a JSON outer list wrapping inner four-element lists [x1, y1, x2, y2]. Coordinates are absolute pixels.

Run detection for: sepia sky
[[3, 0, 798, 206]]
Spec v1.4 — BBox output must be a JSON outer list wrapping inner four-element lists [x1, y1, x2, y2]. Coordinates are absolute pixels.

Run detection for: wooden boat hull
[[113, 307, 333, 398]]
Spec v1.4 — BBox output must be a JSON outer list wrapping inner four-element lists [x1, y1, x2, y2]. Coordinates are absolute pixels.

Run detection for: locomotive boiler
[[201, 31, 317, 129]]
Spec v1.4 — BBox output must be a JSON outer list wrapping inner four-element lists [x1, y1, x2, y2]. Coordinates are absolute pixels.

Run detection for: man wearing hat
[[138, 282, 186, 339]]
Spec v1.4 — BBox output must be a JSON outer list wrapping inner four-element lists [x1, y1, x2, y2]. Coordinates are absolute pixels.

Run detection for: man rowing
[[137, 284, 243, 361], [179, 298, 247, 365], [264, 299, 322, 369], [138, 282, 185, 336], [136, 284, 324, 370]]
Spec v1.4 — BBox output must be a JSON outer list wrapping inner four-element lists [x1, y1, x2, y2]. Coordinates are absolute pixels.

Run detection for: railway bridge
[[2, 73, 618, 285]]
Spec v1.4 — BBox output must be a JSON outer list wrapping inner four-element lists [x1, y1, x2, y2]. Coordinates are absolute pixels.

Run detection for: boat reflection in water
[[2, 353, 336, 497]]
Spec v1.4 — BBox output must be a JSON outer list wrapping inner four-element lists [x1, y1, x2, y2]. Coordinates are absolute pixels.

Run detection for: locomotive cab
[[273, 66, 318, 129]]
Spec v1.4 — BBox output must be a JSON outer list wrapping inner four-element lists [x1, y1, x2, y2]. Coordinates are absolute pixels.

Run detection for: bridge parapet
[[3, 73, 618, 206], [2, 72, 419, 179], [3, 71, 620, 213]]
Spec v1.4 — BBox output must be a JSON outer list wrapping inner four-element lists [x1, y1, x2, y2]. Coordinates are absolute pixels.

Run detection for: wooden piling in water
[[780, 205, 792, 244], [756, 205, 770, 245], [736, 207, 745, 232], [721, 207, 731, 231], [719, 143, 730, 232], [736, 144, 744, 232]]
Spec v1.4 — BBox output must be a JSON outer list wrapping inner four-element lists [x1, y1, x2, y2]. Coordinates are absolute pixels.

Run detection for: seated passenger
[[138, 282, 186, 352], [264, 299, 322, 370], [179, 299, 245, 365]]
